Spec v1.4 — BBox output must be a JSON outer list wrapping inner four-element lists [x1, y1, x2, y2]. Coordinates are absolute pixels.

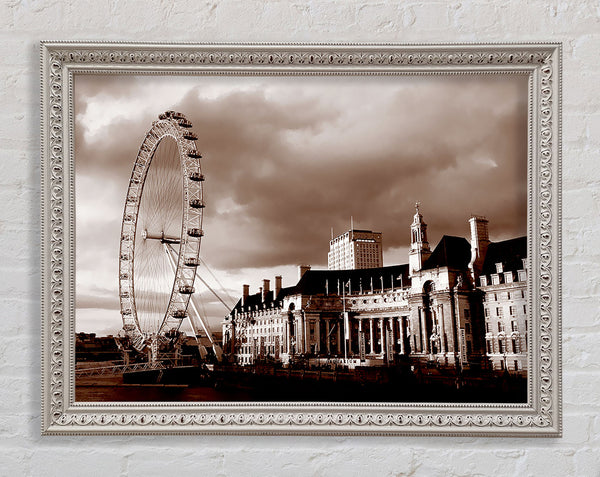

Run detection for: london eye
[[118, 111, 219, 361]]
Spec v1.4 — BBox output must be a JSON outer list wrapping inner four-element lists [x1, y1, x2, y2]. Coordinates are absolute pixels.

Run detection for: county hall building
[[222, 207, 528, 374]]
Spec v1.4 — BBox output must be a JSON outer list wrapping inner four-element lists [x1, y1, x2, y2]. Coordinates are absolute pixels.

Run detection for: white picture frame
[[41, 42, 561, 435]]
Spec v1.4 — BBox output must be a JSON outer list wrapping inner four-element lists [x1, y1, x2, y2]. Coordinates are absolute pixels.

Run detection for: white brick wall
[[1, 1, 598, 475]]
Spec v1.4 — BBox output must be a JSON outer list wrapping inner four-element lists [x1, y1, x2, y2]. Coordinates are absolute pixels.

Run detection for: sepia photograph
[[73, 71, 530, 404]]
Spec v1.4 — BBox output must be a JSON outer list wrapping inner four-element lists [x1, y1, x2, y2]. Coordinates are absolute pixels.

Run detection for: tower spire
[[409, 201, 431, 276]]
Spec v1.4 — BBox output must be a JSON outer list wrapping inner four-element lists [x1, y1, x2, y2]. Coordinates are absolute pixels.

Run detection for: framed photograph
[[41, 42, 561, 435]]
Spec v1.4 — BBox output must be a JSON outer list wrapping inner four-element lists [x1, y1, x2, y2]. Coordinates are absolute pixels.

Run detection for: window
[[498, 339, 505, 353], [484, 307, 490, 317], [509, 305, 516, 316], [464, 309, 470, 318], [523, 304, 527, 314], [491, 274, 500, 285], [486, 339, 493, 354], [465, 323, 471, 334], [512, 338, 519, 353], [466, 340, 472, 354], [494, 293, 498, 301], [507, 292, 511, 300], [521, 289, 525, 299], [511, 320, 518, 332], [496, 307, 503, 317], [480, 276, 488, 287], [485, 322, 490, 333], [504, 272, 514, 283], [495, 262, 503, 273], [498, 321, 505, 332], [514, 360, 519, 371]]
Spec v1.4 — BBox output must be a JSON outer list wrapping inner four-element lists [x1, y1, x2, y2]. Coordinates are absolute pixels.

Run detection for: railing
[[75, 361, 165, 377], [75, 356, 198, 377]]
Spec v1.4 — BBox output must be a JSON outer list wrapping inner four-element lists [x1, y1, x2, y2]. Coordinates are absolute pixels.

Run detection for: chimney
[[298, 264, 311, 280], [468, 216, 490, 284], [262, 279, 270, 302], [275, 275, 282, 297], [242, 284, 250, 306]]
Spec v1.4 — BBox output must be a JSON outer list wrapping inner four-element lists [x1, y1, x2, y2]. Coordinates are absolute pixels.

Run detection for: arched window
[[423, 281, 435, 294]]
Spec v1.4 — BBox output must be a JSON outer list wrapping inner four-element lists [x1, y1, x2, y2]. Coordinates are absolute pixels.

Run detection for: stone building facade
[[223, 209, 527, 374]]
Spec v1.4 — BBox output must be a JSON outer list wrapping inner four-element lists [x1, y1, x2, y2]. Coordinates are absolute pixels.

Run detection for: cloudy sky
[[74, 72, 528, 335]]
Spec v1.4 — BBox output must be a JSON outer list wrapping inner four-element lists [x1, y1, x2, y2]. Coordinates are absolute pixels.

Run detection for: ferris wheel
[[118, 111, 218, 360]]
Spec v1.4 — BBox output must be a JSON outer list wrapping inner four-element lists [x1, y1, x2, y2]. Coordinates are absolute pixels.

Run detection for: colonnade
[[283, 313, 410, 360], [353, 315, 409, 358]]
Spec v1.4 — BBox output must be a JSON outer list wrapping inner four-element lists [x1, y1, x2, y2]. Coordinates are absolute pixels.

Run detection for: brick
[[127, 449, 223, 477], [0, 448, 33, 477], [586, 113, 600, 146], [563, 296, 600, 328], [356, 4, 402, 33], [0, 336, 39, 379], [64, 0, 113, 31], [452, 1, 503, 32], [563, 332, 600, 370], [11, 0, 67, 33], [309, 2, 357, 31], [562, 259, 600, 298], [519, 449, 578, 477], [402, 2, 453, 31], [572, 33, 600, 71], [574, 448, 600, 477], [563, 188, 600, 220], [563, 70, 600, 111], [30, 450, 123, 477], [563, 371, 600, 409], [561, 412, 592, 445]]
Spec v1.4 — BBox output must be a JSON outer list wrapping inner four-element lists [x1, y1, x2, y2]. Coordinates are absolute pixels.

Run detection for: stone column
[[356, 320, 362, 356], [389, 317, 395, 354], [303, 313, 310, 355], [315, 317, 321, 354], [420, 307, 429, 354], [336, 320, 341, 354], [398, 317, 405, 355], [439, 304, 446, 353], [325, 319, 331, 354], [297, 313, 304, 354], [347, 315, 353, 354], [379, 318, 385, 354], [369, 318, 375, 354], [284, 320, 290, 354]]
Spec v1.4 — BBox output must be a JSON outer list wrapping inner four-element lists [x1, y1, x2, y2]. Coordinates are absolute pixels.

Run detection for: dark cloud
[[74, 73, 528, 331], [165, 75, 527, 269]]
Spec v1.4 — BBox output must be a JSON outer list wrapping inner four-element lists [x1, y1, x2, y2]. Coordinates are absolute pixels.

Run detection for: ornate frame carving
[[41, 43, 561, 435]]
